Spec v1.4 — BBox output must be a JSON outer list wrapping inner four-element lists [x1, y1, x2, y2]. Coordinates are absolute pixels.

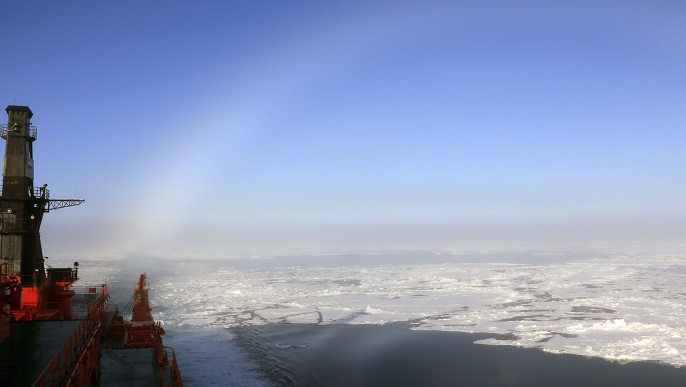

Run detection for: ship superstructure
[[0, 105, 85, 321], [0, 106, 181, 386]]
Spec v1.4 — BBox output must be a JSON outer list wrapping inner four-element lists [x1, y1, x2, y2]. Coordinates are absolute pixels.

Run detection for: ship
[[0, 105, 182, 386]]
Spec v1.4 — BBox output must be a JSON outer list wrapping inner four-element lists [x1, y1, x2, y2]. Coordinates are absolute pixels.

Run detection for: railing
[[162, 347, 184, 387], [32, 286, 108, 387], [53, 285, 103, 319], [32, 317, 101, 387], [0, 124, 37, 139], [0, 262, 19, 286], [0, 185, 50, 200], [0, 262, 7, 283], [46, 267, 78, 283]]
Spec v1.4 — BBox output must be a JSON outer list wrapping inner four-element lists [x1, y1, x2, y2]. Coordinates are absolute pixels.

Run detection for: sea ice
[[72, 251, 686, 367]]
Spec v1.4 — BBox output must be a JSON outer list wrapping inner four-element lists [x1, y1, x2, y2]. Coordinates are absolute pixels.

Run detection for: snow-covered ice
[[76, 250, 686, 367]]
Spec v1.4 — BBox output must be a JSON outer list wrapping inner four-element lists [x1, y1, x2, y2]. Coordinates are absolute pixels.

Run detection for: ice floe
[[84, 251, 686, 367]]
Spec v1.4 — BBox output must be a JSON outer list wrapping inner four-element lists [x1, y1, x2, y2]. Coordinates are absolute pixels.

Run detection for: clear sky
[[2, 1, 685, 258]]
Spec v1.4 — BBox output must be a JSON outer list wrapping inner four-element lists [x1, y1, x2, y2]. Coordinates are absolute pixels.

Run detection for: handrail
[[0, 185, 50, 199], [162, 347, 184, 387], [31, 286, 108, 387], [0, 262, 7, 283], [0, 123, 37, 139]]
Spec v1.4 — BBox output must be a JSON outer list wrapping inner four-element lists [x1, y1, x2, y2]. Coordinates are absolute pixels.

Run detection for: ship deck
[[0, 320, 81, 386], [100, 347, 165, 386]]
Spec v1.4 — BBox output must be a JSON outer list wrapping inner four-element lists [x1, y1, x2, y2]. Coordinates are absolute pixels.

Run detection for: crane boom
[[47, 199, 85, 211]]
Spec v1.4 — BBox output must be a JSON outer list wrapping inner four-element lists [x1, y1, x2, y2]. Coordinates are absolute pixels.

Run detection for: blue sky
[[2, 1, 685, 257]]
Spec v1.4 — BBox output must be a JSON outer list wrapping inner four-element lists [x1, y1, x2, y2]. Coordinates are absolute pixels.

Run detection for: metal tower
[[0, 106, 84, 286]]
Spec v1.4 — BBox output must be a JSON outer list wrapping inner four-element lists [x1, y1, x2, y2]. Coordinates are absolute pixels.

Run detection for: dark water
[[68, 255, 686, 386], [233, 322, 686, 387]]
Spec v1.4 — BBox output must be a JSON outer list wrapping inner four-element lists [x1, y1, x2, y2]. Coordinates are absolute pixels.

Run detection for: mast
[[0, 105, 45, 286], [0, 106, 84, 287]]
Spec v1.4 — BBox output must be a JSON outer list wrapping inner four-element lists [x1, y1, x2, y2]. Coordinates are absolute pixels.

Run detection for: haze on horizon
[[2, 1, 685, 259]]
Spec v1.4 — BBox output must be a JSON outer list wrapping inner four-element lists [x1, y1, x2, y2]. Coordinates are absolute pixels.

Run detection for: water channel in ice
[[72, 250, 686, 367]]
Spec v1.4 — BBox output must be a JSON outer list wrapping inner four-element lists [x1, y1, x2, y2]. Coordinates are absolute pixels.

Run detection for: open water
[[62, 250, 686, 386]]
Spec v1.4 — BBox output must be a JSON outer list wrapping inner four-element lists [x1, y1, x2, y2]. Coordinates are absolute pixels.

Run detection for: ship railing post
[[68, 336, 74, 367], [53, 354, 59, 387], [64, 340, 69, 370], [48, 359, 53, 386], [52, 356, 57, 387], [58, 349, 64, 385], [64, 340, 68, 369], [73, 330, 79, 360], [76, 324, 81, 351]]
